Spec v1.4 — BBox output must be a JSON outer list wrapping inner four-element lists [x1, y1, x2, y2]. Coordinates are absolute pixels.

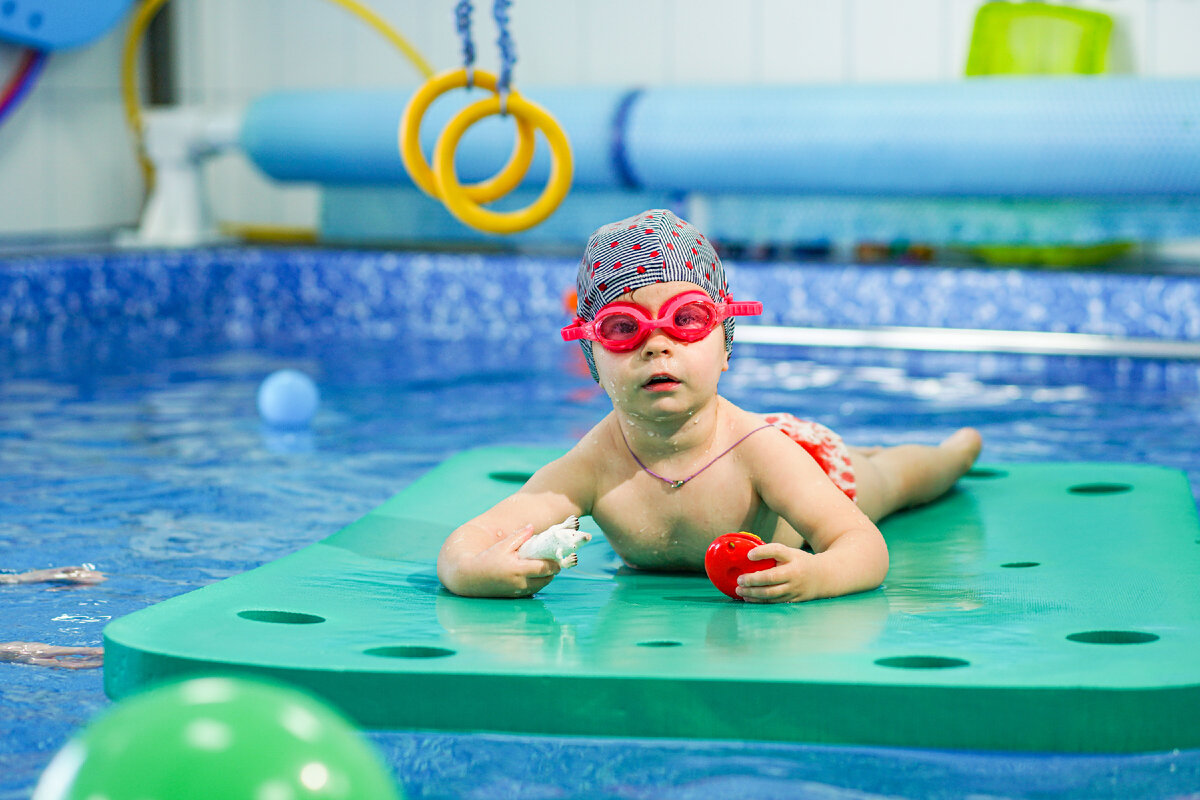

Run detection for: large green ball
[[34, 677, 403, 800]]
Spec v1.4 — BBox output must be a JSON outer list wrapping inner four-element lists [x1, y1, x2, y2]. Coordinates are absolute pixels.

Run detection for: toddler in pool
[[437, 209, 981, 603]]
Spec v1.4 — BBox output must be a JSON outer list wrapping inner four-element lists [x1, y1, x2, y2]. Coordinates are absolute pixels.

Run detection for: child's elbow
[[869, 541, 890, 589], [435, 542, 478, 596], [435, 554, 464, 595]]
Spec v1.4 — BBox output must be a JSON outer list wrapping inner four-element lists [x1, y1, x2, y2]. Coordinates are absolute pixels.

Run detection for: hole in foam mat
[[1000, 561, 1040, 569], [1068, 482, 1132, 495], [1067, 630, 1159, 645], [364, 645, 456, 659], [637, 640, 683, 648], [237, 610, 325, 625], [965, 467, 1007, 479], [875, 656, 970, 670], [488, 471, 534, 485]]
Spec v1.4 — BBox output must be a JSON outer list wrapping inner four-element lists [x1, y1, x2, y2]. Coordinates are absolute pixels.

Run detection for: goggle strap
[[560, 319, 587, 342], [724, 301, 763, 317]]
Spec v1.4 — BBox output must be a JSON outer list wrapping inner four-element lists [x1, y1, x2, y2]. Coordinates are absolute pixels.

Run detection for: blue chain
[[454, 0, 517, 109], [493, 0, 516, 98], [455, 0, 475, 84]]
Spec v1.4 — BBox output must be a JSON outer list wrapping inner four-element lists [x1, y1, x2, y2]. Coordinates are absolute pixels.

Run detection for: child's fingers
[[736, 566, 787, 588], [747, 543, 799, 562], [503, 526, 561, 578], [736, 581, 792, 603], [504, 524, 536, 550], [516, 558, 560, 579]]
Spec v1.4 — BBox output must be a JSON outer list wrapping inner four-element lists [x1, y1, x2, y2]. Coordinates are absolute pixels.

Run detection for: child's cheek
[[592, 359, 626, 404]]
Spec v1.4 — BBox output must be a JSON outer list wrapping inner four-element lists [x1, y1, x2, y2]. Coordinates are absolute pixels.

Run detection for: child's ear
[[722, 351, 730, 372]]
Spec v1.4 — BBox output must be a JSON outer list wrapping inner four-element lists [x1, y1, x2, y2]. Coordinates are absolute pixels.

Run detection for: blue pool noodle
[[241, 77, 1200, 197]]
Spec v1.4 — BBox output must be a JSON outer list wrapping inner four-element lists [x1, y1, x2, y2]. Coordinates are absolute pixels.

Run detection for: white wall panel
[[760, 0, 848, 84], [347, 1, 445, 88], [1103, 0, 1150, 74], [0, 61, 52, 234], [579, 0, 672, 85], [174, 1, 206, 103], [945, 0, 981, 77], [279, 0, 358, 90], [849, 0, 947, 82], [209, 0, 282, 98], [511, 0, 585, 85], [669, 0, 761, 85], [1146, 0, 1200, 76], [43, 88, 140, 231]]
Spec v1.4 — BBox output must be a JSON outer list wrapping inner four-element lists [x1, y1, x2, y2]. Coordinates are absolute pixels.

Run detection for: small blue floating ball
[[257, 369, 319, 428]]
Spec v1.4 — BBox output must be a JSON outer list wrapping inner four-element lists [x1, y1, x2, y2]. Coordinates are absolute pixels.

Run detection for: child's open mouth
[[643, 373, 681, 391]]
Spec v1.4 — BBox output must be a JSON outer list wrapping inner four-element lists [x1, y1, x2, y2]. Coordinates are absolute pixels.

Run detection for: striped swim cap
[[574, 209, 733, 382]]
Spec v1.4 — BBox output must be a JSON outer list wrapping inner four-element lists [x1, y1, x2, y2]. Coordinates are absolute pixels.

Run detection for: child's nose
[[640, 328, 674, 354]]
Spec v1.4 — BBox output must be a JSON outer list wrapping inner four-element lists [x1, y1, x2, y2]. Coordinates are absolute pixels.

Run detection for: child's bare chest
[[590, 463, 768, 570]]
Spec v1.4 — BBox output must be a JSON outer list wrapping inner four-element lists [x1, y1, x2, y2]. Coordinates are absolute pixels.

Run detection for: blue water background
[[2, 249, 1200, 799]]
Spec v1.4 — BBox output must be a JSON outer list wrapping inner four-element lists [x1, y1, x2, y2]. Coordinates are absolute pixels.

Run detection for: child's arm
[[737, 430, 889, 603], [437, 450, 594, 598]]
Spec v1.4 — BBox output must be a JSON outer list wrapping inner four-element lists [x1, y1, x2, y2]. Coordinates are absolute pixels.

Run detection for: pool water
[[4, 322, 1200, 799]]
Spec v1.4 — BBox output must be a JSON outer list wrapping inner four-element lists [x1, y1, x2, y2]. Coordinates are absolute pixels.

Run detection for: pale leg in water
[[0, 641, 104, 669], [0, 565, 106, 585], [850, 428, 984, 524]]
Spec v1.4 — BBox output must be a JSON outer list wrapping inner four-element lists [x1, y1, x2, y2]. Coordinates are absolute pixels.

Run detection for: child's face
[[592, 281, 729, 417]]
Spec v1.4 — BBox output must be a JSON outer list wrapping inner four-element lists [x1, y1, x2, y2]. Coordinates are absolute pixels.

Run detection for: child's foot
[[940, 427, 983, 476], [896, 428, 984, 510]]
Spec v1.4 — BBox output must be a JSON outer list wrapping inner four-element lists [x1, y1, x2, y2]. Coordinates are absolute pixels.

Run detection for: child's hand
[[466, 524, 563, 597], [734, 544, 819, 603]]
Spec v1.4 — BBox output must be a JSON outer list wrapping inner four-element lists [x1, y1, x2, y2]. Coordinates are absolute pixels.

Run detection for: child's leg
[[850, 428, 982, 523]]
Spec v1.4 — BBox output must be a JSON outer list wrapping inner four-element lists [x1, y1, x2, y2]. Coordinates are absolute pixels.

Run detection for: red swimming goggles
[[561, 290, 763, 352]]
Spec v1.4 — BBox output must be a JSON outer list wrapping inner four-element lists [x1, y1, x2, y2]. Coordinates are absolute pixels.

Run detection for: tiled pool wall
[[1, 248, 1198, 374]]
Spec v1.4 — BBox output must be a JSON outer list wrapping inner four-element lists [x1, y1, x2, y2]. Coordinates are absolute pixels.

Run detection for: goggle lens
[[672, 302, 716, 335], [596, 313, 643, 343]]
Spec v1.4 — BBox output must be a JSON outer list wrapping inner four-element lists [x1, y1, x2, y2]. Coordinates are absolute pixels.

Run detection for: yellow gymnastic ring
[[399, 68, 535, 203], [433, 93, 573, 235]]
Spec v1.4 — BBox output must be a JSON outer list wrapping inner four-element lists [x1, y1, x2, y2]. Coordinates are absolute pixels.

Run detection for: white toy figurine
[[518, 516, 591, 569]]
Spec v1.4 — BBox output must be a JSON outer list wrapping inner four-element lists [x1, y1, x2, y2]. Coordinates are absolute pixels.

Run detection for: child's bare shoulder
[[524, 415, 616, 494], [723, 401, 798, 466], [561, 413, 619, 470], [720, 399, 778, 441]]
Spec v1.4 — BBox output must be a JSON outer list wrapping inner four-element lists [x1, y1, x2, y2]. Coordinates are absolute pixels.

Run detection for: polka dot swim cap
[[574, 209, 733, 382]]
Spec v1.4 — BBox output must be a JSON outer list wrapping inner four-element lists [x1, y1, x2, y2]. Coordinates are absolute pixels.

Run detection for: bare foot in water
[[0, 565, 106, 585], [0, 641, 104, 669]]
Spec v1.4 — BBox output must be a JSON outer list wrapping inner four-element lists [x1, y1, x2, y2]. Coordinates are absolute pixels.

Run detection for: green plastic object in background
[[966, 2, 1130, 267], [102, 447, 1200, 753], [34, 677, 403, 800], [966, 2, 1113, 76]]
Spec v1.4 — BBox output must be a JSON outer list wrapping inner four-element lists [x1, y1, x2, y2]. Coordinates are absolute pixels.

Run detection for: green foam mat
[[103, 448, 1200, 752]]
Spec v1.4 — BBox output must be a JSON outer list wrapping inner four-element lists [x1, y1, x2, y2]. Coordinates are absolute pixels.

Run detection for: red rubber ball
[[704, 531, 777, 599]]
